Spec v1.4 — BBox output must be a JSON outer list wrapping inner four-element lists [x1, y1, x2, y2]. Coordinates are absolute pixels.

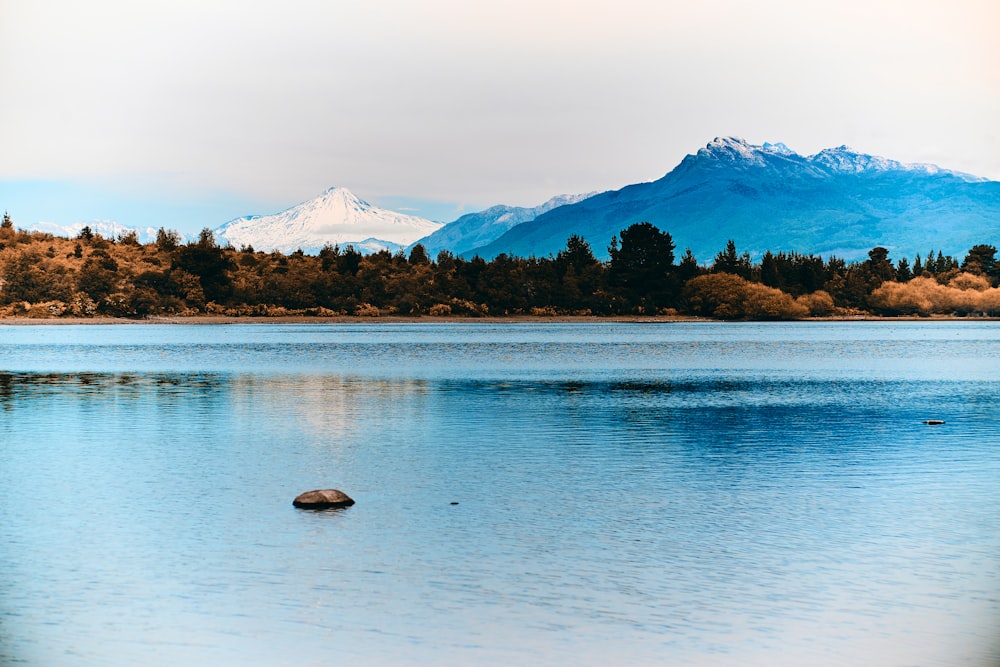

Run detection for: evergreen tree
[[557, 235, 599, 275], [555, 235, 604, 311], [608, 222, 677, 312], [896, 257, 912, 282], [155, 227, 181, 252], [962, 244, 997, 281], [676, 249, 701, 283], [791, 253, 827, 295], [934, 251, 957, 274], [924, 249, 938, 274], [408, 244, 430, 266], [760, 251, 781, 288], [711, 240, 752, 278], [319, 244, 340, 272], [172, 228, 234, 305], [338, 246, 363, 275], [864, 247, 896, 285]]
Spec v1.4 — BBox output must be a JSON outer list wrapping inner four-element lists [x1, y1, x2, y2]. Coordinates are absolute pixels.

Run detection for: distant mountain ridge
[[213, 187, 444, 254], [18, 138, 998, 262], [469, 137, 1000, 262], [28, 219, 160, 244], [411, 192, 596, 257]]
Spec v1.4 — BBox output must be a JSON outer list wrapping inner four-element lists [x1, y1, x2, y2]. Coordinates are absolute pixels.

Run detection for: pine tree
[[896, 257, 912, 282], [608, 222, 677, 311], [925, 249, 937, 274], [712, 240, 752, 278], [962, 244, 998, 284], [676, 249, 701, 283], [760, 251, 781, 288]]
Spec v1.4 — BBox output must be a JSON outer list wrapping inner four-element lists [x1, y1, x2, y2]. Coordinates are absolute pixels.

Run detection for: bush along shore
[[1, 214, 998, 321]]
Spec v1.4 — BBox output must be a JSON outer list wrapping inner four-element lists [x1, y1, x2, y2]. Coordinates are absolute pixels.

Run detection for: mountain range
[[24, 138, 1000, 263], [29, 219, 160, 244], [469, 137, 1000, 262], [413, 192, 595, 257]]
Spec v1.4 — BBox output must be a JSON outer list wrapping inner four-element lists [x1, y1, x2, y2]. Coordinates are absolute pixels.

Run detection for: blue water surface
[[0, 321, 997, 666]]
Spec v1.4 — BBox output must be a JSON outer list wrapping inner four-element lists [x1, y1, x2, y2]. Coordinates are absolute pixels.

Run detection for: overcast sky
[[1, 0, 998, 232]]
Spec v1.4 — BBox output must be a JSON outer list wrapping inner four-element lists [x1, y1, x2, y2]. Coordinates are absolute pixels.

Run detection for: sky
[[1, 0, 998, 234]]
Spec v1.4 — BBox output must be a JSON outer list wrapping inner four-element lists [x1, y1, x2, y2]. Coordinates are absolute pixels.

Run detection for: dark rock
[[293, 489, 355, 509], [923, 419, 946, 425]]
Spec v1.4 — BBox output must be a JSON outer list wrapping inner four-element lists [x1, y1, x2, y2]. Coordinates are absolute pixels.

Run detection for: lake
[[0, 321, 997, 666]]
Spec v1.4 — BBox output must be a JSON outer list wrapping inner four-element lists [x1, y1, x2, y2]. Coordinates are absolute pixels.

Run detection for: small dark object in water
[[293, 489, 355, 509], [923, 419, 946, 425], [450, 502, 459, 505]]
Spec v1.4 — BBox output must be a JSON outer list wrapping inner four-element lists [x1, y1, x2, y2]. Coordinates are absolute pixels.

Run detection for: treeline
[[0, 212, 998, 319]]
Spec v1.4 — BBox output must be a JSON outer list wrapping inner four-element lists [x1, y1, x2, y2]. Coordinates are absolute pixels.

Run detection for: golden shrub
[[27, 301, 67, 318], [948, 272, 989, 291], [428, 303, 452, 317], [353, 302, 381, 317], [795, 290, 836, 316], [871, 274, 1000, 315], [684, 273, 808, 320], [449, 299, 488, 316]]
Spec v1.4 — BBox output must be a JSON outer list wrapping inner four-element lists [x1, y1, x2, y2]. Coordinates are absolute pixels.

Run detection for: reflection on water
[[0, 322, 998, 666]]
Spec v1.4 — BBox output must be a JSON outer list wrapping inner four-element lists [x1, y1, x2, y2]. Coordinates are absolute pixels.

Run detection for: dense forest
[[1, 211, 998, 319]]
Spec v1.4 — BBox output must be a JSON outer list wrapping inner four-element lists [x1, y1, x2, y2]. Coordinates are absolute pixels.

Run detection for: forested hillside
[[0, 212, 997, 320]]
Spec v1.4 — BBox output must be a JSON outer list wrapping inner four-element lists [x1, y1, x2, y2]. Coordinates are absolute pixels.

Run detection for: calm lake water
[[0, 321, 998, 666]]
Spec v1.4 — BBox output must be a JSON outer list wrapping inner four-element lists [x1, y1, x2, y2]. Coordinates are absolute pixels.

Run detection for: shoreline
[[0, 314, 994, 325]]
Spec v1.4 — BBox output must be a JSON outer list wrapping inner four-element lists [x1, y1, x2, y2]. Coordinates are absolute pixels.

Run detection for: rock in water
[[293, 489, 355, 509]]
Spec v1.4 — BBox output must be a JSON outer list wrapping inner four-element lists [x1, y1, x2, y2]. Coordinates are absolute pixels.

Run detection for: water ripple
[[0, 322, 998, 666]]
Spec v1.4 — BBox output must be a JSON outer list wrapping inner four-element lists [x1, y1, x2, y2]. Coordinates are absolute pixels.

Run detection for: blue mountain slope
[[412, 193, 595, 257], [467, 137, 1000, 262]]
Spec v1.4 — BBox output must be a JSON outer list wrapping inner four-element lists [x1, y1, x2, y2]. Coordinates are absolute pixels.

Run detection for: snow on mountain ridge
[[810, 145, 910, 174], [809, 146, 984, 181], [215, 187, 444, 254], [28, 219, 160, 243], [694, 137, 986, 182], [762, 141, 794, 155], [410, 191, 598, 257], [698, 137, 767, 165], [482, 193, 595, 228]]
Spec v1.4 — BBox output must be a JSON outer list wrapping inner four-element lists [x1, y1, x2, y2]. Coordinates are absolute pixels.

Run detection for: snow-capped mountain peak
[[808, 146, 986, 181], [698, 136, 766, 165], [297, 187, 371, 218], [214, 187, 444, 254], [697, 137, 798, 165], [810, 146, 904, 173], [691, 137, 985, 182], [762, 141, 794, 155]]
